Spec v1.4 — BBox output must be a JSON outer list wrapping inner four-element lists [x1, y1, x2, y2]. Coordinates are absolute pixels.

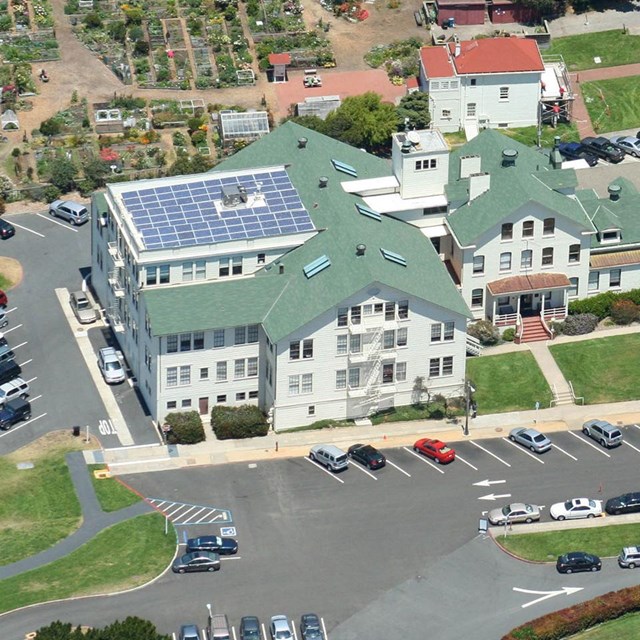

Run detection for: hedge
[[568, 288, 640, 320], [502, 583, 640, 640], [164, 411, 205, 445], [211, 404, 269, 440]]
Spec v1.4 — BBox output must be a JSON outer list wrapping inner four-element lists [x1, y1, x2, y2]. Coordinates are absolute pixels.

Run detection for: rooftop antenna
[[404, 117, 410, 132]]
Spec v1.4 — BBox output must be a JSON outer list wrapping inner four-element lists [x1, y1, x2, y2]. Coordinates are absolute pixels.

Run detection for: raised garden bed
[[1, 31, 59, 62]]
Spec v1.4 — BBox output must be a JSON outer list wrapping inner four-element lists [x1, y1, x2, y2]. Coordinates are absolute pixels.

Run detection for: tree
[[35, 617, 170, 640], [289, 114, 325, 133], [83, 157, 111, 189], [396, 92, 431, 130], [48, 157, 78, 193], [40, 117, 63, 136]]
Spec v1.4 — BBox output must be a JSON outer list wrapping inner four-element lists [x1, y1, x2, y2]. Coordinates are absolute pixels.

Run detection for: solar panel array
[[119, 169, 315, 250]]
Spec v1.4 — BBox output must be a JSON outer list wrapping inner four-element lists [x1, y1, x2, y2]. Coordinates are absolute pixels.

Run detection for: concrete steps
[[517, 317, 550, 343]]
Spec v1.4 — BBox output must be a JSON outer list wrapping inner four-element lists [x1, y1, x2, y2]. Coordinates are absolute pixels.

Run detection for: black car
[[556, 551, 601, 574], [557, 142, 598, 167], [0, 398, 31, 430], [0, 218, 15, 240], [347, 443, 386, 470], [605, 492, 640, 515], [171, 551, 220, 573], [186, 535, 238, 555], [240, 616, 261, 640], [581, 136, 625, 163], [300, 613, 324, 640]]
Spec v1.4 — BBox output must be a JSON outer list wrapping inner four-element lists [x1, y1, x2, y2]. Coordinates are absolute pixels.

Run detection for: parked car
[[300, 613, 324, 640], [49, 199, 90, 225], [509, 427, 551, 453], [0, 217, 15, 240], [0, 397, 31, 430], [556, 551, 601, 574], [0, 333, 8, 348], [171, 551, 220, 573], [239, 616, 261, 640], [69, 290, 98, 324], [550, 498, 603, 521], [606, 492, 640, 515], [0, 308, 8, 329], [270, 615, 293, 640], [98, 346, 125, 384], [0, 377, 29, 405], [0, 289, 8, 307], [179, 624, 201, 640], [413, 438, 455, 463], [347, 443, 386, 469], [210, 614, 230, 640], [0, 360, 21, 385], [581, 136, 625, 163], [186, 535, 238, 555], [557, 141, 598, 166], [610, 135, 640, 157], [618, 546, 640, 568], [309, 444, 349, 472], [582, 419, 623, 448], [0, 342, 15, 364], [488, 503, 541, 526]]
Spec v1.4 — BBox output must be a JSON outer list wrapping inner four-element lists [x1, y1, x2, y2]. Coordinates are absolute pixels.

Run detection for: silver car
[[49, 199, 90, 225], [488, 502, 541, 526], [582, 419, 623, 448], [98, 346, 125, 384], [610, 135, 640, 157], [70, 291, 97, 324], [509, 427, 551, 453], [270, 615, 293, 640]]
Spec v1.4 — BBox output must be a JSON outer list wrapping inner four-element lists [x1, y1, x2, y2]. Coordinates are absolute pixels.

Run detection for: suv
[[210, 614, 231, 640], [0, 397, 31, 430], [49, 200, 90, 225], [0, 377, 29, 405], [309, 444, 349, 472], [98, 347, 125, 384], [618, 546, 640, 569], [240, 616, 261, 640], [0, 342, 15, 363], [69, 291, 97, 324], [179, 624, 201, 640], [0, 360, 21, 385], [580, 137, 625, 163], [582, 419, 623, 448]]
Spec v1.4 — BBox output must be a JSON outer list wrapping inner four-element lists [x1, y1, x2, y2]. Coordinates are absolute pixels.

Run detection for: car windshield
[[105, 361, 122, 371], [501, 505, 512, 516], [588, 499, 597, 508], [275, 632, 291, 639], [533, 434, 546, 443], [76, 298, 89, 309], [214, 536, 222, 545], [564, 500, 573, 510], [611, 430, 621, 438], [440, 446, 451, 453], [244, 630, 259, 639]]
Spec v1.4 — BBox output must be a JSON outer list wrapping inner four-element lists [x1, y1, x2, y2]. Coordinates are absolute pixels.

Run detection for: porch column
[[492, 297, 497, 324], [516, 295, 521, 316]]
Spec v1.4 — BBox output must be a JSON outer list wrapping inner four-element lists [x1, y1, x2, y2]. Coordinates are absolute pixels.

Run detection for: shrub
[[610, 299, 639, 325], [502, 327, 516, 342], [42, 185, 61, 202], [562, 313, 598, 336], [568, 291, 618, 319], [549, 320, 564, 336], [467, 320, 500, 346], [164, 410, 205, 444], [211, 405, 268, 440], [39, 117, 62, 136], [134, 39, 150, 56]]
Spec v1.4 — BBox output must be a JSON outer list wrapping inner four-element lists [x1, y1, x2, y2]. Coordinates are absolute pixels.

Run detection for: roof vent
[[553, 135, 561, 149], [401, 139, 413, 154], [356, 244, 366, 256], [502, 149, 518, 167], [319, 176, 329, 188], [298, 137, 308, 149], [331, 159, 358, 177], [608, 184, 621, 201], [221, 184, 248, 207], [279, 265, 285, 275], [355, 202, 381, 221]]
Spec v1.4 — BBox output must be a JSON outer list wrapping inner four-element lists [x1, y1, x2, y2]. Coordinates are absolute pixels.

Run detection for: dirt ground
[[0, 257, 24, 288]]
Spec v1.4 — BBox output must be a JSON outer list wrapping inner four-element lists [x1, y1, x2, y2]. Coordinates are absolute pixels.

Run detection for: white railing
[[539, 314, 554, 340], [569, 381, 584, 405], [515, 313, 523, 343], [543, 305, 567, 321], [493, 312, 518, 326], [549, 383, 558, 408], [466, 334, 482, 356]]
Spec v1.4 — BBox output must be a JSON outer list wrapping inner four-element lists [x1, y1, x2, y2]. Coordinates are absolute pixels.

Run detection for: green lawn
[[545, 30, 640, 71], [0, 273, 11, 290], [581, 77, 640, 134], [466, 352, 552, 414], [503, 122, 580, 147], [549, 334, 640, 404], [569, 612, 640, 639], [0, 513, 175, 614], [89, 465, 141, 512], [498, 522, 640, 561]]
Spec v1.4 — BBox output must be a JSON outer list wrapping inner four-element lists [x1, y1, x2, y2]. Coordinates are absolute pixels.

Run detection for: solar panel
[[380, 248, 407, 267], [117, 168, 315, 249]]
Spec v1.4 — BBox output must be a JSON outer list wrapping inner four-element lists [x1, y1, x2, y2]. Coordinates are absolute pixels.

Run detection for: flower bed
[[246, 0, 304, 34], [364, 38, 423, 79]]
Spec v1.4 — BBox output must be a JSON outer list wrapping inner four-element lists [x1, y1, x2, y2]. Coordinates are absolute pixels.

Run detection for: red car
[[413, 438, 455, 464], [0, 290, 7, 307]]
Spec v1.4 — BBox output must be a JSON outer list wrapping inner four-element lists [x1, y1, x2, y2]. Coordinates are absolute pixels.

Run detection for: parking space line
[[305, 456, 345, 483], [5, 306, 17, 314], [18, 359, 32, 367], [150, 500, 166, 508], [455, 454, 478, 471], [231, 626, 237, 640], [12, 222, 45, 237], [11, 341, 27, 350], [221, 556, 242, 561], [0, 412, 46, 438], [165, 504, 188, 518], [261, 623, 268, 640], [177, 505, 198, 520], [402, 447, 445, 474], [321, 617, 328, 640], [350, 462, 378, 480], [29, 394, 42, 402], [568, 431, 611, 457], [35, 212, 79, 232], [3, 324, 22, 334], [624, 441, 640, 454], [552, 443, 578, 461], [185, 506, 206, 521], [195, 509, 218, 523], [25, 376, 37, 384], [292, 623, 299, 640], [469, 441, 512, 467], [634, 424, 640, 431], [386, 459, 411, 477], [502, 438, 544, 464]]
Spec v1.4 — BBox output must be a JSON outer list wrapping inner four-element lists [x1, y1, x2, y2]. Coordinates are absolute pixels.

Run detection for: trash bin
[[72, 426, 81, 437], [444, 17, 455, 28]]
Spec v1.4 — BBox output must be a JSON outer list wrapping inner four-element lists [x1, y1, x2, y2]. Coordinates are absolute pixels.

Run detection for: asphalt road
[[3, 426, 640, 639]]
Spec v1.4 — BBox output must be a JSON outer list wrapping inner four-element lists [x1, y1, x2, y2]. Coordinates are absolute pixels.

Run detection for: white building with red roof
[[419, 37, 545, 135]]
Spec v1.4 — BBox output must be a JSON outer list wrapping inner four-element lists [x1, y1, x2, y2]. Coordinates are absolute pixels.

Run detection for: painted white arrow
[[473, 479, 507, 487], [478, 493, 511, 501], [513, 586, 583, 609]]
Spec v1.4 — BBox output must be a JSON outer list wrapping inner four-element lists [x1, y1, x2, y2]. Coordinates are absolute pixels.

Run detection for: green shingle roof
[[143, 122, 471, 339]]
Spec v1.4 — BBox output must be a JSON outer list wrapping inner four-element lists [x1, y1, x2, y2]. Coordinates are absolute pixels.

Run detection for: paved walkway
[[527, 341, 572, 399]]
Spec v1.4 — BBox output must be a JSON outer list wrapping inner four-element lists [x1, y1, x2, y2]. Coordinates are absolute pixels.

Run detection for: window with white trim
[[216, 361, 227, 381], [336, 370, 346, 389], [610, 268, 621, 288], [523, 221, 534, 237], [543, 218, 555, 236], [396, 362, 407, 382], [588, 271, 600, 291], [542, 247, 554, 267], [200, 367, 209, 381], [471, 288, 483, 307], [166, 367, 178, 387], [499, 86, 509, 101], [443, 321, 455, 341], [301, 373, 313, 393], [397, 327, 408, 347], [236, 392, 246, 401], [383, 330, 395, 349], [431, 323, 442, 342], [500, 252, 512, 271], [348, 368, 360, 388], [167, 335, 178, 353], [350, 334, 361, 353], [569, 277, 579, 297], [217, 394, 226, 403], [213, 329, 225, 348], [247, 357, 258, 377], [473, 255, 485, 274], [288, 375, 300, 395], [234, 359, 246, 379], [415, 158, 437, 171], [568, 244, 580, 263], [382, 363, 394, 384], [501, 223, 513, 240], [398, 300, 409, 319], [179, 366, 191, 385], [336, 335, 347, 355], [521, 249, 533, 270]]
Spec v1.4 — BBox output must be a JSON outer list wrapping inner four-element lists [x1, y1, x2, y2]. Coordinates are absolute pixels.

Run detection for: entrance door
[[520, 294, 533, 315], [198, 397, 209, 415]]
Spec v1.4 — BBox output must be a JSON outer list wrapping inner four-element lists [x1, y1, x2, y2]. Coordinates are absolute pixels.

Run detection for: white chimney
[[454, 41, 461, 57], [460, 155, 482, 179], [469, 172, 491, 202]]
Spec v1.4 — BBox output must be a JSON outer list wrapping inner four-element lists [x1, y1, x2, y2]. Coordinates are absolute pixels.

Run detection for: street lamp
[[464, 379, 476, 436], [206, 603, 213, 638]]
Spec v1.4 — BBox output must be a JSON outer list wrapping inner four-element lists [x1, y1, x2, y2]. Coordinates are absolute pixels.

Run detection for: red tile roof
[[269, 53, 291, 65], [590, 250, 640, 269], [488, 273, 570, 295], [447, 38, 544, 75], [406, 76, 419, 89], [420, 46, 455, 79]]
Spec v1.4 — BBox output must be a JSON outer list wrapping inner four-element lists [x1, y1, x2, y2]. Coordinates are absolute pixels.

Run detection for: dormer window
[[600, 230, 620, 243]]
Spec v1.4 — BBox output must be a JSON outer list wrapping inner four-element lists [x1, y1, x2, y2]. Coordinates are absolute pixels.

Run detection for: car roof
[[241, 616, 260, 627], [6, 397, 28, 410], [271, 615, 288, 623], [623, 546, 640, 554]]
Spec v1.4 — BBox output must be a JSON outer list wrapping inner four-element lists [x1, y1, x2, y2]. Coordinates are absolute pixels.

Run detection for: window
[[234, 327, 246, 345], [336, 335, 347, 355], [429, 357, 453, 378], [601, 230, 620, 243], [523, 221, 534, 237], [499, 86, 509, 101], [415, 158, 437, 171], [182, 262, 193, 281], [301, 374, 313, 393], [397, 327, 408, 347], [543, 218, 555, 236], [568, 244, 580, 263], [382, 363, 394, 384], [146, 266, 157, 286], [442, 356, 453, 376], [569, 277, 579, 297], [179, 366, 191, 385], [431, 323, 442, 342], [385, 302, 395, 321], [289, 340, 300, 360], [257, 253, 266, 264], [348, 368, 360, 388], [444, 321, 455, 341], [396, 362, 407, 382], [383, 330, 395, 349], [521, 249, 533, 270], [542, 247, 554, 267], [500, 252, 512, 271], [159, 265, 170, 284], [247, 325, 259, 343], [442, 109, 451, 118], [350, 334, 361, 353], [195, 261, 206, 280], [308, 406, 315, 416], [336, 370, 346, 389], [470, 78, 477, 86], [247, 357, 258, 377], [216, 394, 227, 403], [232, 256, 243, 275], [610, 268, 621, 288], [351, 306, 361, 325], [588, 271, 600, 291], [473, 255, 485, 274], [467, 103, 476, 117], [337, 307, 348, 327], [471, 288, 483, 307], [501, 223, 513, 241], [429, 358, 440, 377], [289, 375, 300, 395], [213, 329, 225, 348], [180, 333, 192, 352], [167, 335, 178, 353], [166, 367, 178, 387], [236, 392, 246, 401], [398, 300, 409, 319], [302, 339, 313, 359], [249, 390, 258, 399], [219, 258, 230, 277], [235, 359, 246, 379], [166, 401, 177, 410], [216, 361, 227, 381], [200, 367, 209, 381], [181, 399, 192, 408], [193, 332, 204, 350]]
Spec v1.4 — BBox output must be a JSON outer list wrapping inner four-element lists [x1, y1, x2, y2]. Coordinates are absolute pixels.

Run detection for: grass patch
[[502, 122, 580, 147], [0, 512, 175, 614], [545, 30, 640, 71], [0, 273, 11, 290], [569, 611, 640, 639], [549, 334, 640, 404], [283, 419, 353, 433], [443, 130, 468, 147], [498, 522, 640, 562], [466, 352, 552, 414], [581, 77, 640, 134], [89, 466, 141, 513]]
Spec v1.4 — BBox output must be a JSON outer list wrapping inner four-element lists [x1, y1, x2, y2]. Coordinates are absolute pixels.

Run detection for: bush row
[[503, 583, 640, 640], [211, 404, 269, 440], [164, 411, 205, 444], [568, 288, 640, 319]]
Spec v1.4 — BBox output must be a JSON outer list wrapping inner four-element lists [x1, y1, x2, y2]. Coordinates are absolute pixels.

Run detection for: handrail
[[549, 382, 558, 408], [539, 311, 554, 340], [515, 313, 523, 342], [569, 380, 584, 405], [466, 335, 482, 356]]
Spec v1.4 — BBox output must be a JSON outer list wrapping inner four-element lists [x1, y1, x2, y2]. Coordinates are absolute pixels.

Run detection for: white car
[[550, 498, 603, 521], [98, 347, 125, 384], [270, 615, 293, 640]]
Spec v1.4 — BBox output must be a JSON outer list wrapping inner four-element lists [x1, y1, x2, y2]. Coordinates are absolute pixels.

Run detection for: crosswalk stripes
[[146, 498, 233, 525]]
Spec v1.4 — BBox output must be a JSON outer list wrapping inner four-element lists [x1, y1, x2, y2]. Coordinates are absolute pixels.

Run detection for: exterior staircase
[[517, 316, 550, 343]]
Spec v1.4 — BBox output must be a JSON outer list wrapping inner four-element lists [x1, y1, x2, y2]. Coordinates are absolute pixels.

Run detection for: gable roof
[[447, 38, 544, 75], [420, 46, 456, 79]]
